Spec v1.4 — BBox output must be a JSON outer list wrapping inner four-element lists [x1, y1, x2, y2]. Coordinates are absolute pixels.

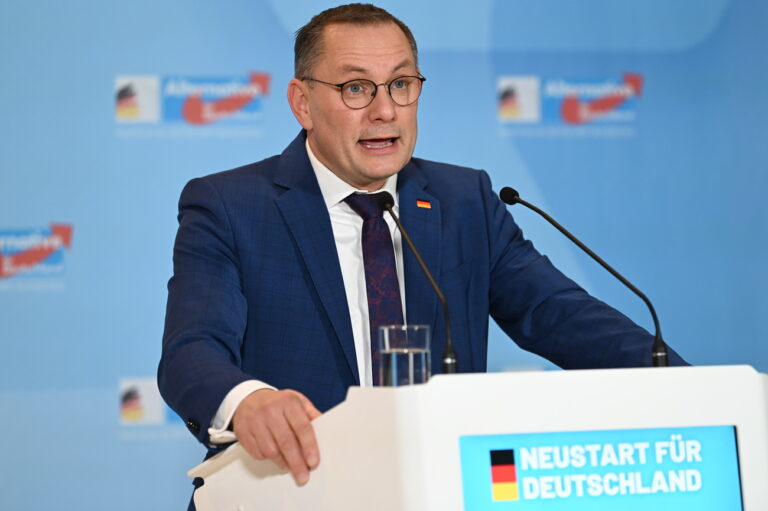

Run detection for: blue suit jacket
[[158, 131, 686, 446]]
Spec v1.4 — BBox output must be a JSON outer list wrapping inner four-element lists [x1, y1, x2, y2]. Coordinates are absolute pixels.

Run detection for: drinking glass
[[377, 324, 431, 386]]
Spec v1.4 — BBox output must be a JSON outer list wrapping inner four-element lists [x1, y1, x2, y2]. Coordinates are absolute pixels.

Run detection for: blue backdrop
[[1, 1, 766, 508]]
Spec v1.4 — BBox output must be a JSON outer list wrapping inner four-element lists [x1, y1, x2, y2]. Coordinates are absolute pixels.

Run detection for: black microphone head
[[376, 191, 395, 210], [499, 187, 520, 205]]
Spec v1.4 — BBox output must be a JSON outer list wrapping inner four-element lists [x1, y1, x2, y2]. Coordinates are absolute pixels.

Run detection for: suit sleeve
[[478, 171, 687, 368], [158, 177, 255, 445]]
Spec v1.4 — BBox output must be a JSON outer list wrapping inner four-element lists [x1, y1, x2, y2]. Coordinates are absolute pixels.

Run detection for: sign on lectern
[[189, 366, 768, 511]]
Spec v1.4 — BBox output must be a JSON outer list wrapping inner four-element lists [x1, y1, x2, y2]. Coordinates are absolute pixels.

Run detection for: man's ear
[[287, 78, 313, 131]]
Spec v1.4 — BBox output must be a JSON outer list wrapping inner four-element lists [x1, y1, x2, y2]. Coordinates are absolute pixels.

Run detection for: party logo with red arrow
[[557, 73, 642, 124], [545, 73, 643, 125], [163, 72, 271, 125], [0, 224, 73, 280], [498, 73, 642, 137]]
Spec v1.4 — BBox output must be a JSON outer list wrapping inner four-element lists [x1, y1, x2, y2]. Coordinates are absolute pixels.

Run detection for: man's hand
[[232, 388, 322, 485]]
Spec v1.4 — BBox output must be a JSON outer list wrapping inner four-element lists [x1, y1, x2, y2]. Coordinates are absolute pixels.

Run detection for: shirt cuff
[[207, 380, 276, 445]]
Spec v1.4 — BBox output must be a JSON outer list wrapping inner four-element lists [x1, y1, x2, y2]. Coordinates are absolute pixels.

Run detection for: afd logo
[[164, 73, 270, 124], [115, 72, 270, 125], [498, 73, 642, 126], [548, 73, 642, 124], [0, 224, 73, 279]]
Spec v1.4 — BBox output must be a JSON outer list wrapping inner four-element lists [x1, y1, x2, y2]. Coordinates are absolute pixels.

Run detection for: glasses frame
[[302, 75, 426, 109]]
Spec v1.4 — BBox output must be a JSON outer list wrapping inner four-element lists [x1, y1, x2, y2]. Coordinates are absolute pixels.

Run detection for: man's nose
[[367, 84, 397, 122]]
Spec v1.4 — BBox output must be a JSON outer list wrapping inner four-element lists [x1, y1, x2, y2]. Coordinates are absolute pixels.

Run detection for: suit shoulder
[[408, 157, 492, 195], [195, 154, 281, 187], [178, 154, 284, 209]]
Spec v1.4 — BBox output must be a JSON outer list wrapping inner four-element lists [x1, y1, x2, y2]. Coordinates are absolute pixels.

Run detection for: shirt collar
[[306, 138, 399, 210]]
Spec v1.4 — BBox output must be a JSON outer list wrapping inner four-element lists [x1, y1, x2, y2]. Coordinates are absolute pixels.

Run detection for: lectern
[[189, 366, 767, 510]]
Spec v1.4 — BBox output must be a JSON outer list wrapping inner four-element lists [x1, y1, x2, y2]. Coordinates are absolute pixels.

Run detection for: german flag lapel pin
[[416, 199, 432, 209]]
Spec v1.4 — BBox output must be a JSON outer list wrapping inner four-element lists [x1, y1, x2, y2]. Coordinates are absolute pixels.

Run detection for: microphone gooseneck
[[498, 187, 669, 367], [376, 192, 458, 374]]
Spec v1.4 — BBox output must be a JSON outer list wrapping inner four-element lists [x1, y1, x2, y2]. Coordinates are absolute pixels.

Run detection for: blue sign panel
[[459, 426, 742, 510]]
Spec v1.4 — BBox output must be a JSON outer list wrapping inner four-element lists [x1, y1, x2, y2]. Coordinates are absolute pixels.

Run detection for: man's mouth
[[359, 137, 397, 149]]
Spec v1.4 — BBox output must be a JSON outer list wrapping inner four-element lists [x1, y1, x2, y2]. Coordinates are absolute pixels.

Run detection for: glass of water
[[378, 325, 431, 386]]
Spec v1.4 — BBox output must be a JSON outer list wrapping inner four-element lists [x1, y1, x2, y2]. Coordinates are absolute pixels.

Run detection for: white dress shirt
[[208, 140, 406, 443]]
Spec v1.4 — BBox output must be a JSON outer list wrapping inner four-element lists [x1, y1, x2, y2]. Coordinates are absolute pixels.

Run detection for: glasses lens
[[338, 77, 423, 108], [389, 76, 422, 106], [341, 80, 376, 109]]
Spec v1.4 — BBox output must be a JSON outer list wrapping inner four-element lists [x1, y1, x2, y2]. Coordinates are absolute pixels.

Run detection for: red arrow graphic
[[0, 223, 73, 279], [561, 73, 642, 124], [182, 72, 270, 125]]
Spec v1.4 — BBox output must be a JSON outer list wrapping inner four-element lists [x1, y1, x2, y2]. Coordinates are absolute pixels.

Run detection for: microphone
[[499, 187, 669, 367], [376, 192, 458, 374]]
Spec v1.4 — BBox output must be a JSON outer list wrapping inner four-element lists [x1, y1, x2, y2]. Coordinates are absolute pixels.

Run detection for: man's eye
[[392, 79, 407, 89], [345, 82, 367, 95]]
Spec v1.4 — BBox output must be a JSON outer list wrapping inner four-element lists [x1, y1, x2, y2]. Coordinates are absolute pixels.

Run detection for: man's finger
[[270, 410, 310, 485], [245, 408, 304, 480], [284, 398, 320, 468], [250, 418, 281, 460]]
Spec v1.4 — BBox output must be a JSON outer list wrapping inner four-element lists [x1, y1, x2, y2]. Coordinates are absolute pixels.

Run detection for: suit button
[[186, 418, 200, 434]]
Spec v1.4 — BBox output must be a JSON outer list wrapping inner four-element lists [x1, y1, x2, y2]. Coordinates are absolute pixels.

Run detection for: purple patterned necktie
[[344, 192, 404, 385]]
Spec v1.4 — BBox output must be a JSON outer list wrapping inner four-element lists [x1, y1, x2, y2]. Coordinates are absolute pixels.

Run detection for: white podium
[[189, 366, 768, 510]]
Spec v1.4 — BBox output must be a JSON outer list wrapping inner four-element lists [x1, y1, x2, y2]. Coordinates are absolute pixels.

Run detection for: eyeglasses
[[302, 75, 426, 109]]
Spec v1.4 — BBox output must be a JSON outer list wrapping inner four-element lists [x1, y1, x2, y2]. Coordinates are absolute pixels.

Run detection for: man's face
[[295, 22, 419, 191]]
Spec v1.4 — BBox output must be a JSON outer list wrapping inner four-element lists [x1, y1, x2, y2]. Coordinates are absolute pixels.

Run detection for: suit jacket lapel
[[397, 162, 441, 336], [273, 134, 359, 384]]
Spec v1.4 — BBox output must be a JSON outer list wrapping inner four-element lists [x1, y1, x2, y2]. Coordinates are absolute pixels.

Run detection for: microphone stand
[[376, 193, 458, 374], [499, 187, 669, 367]]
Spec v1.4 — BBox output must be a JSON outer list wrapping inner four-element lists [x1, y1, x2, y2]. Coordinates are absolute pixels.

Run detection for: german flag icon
[[490, 449, 519, 501]]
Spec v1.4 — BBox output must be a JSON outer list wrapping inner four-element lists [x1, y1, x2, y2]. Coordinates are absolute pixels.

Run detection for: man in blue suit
[[158, 3, 686, 495]]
